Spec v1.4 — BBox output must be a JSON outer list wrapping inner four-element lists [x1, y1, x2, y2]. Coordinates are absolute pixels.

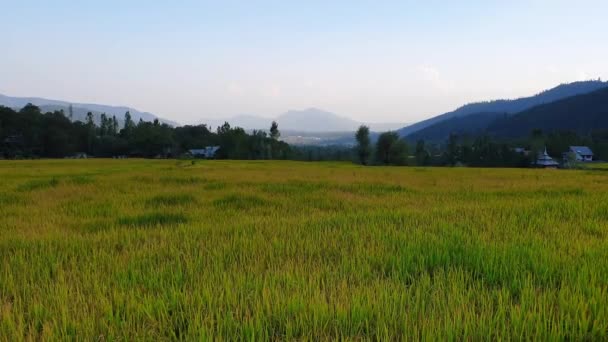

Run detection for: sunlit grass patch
[[131, 175, 154, 183], [118, 212, 189, 228], [146, 194, 197, 208], [338, 182, 414, 196], [159, 176, 204, 185], [16, 178, 59, 192], [260, 181, 327, 195], [203, 181, 227, 191]]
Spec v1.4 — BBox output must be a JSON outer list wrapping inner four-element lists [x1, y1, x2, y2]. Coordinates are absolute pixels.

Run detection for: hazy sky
[[2, 0, 607, 124]]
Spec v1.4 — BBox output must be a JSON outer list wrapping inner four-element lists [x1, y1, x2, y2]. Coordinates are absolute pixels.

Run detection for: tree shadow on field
[[213, 194, 270, 211]]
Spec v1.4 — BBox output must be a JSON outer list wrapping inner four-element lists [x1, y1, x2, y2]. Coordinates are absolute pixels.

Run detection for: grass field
[[1, 160, 608, 340], [586, 162, 608, 170]]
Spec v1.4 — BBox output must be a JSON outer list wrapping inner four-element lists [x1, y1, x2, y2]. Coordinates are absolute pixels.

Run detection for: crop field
[[1, 160, 608, 340]]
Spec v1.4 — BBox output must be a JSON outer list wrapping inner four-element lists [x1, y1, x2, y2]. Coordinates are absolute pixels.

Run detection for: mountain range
[[0, 94, 406, 133], [0, 94, 178, 127], [401, 80, 608, 142], [200, 108, 407, 132], [3, 79, 608, 145]]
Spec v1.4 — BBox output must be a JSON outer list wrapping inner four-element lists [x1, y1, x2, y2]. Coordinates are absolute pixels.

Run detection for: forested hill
[[487, 86, 608, 138], [405, 112, 506, 142], [399, 80, 608, 137]]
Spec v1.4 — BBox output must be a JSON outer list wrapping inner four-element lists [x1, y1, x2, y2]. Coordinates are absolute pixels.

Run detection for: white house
[[189, 146, 220, 159], [565, 146, 593, 162]]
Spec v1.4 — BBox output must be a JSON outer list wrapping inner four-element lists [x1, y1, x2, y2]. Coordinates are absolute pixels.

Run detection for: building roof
[[536, 148, 559, 166], [569, 146, 593, 156], [189, 146, 220, 156]]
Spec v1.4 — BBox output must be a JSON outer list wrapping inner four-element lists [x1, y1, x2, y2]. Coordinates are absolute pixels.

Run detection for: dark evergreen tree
[[355, 125, 371, 165], [270, 121, 280, 140]]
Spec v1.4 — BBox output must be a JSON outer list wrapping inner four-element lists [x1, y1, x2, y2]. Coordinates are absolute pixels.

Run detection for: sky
[[2, 0, 607, 124]]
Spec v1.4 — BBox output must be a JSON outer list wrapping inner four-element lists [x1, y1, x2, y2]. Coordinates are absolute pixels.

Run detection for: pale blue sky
[[1, 0, 607, 124]]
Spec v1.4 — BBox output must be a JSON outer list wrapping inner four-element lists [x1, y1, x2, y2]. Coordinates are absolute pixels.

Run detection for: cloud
[[226, 82, 243, 94], [262, 84, 282, 98], [417, 65, 441, 83], [545, 65, 558, 74], [415, 64, 452, 91], [575, 70, 590, 81]]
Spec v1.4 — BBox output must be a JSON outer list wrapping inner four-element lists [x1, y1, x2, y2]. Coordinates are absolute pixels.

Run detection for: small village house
[[563, 146, 593, 162], [513, 147, 531, 156], [189, 146, 220, 159]]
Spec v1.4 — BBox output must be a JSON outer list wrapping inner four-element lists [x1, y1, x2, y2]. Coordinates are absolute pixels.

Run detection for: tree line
[[3, 103, 607, 166], [355, 125, 608, 167], [0, 104, 290, 159]]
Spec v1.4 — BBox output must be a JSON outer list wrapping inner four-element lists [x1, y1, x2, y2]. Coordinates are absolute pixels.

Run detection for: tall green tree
[[415, 140, 430, 166], [355, 125, 371, 165], [68, 104, 73, 120], [376, 131, 408, 165], [111, 116, 119, 136], [445, 133, 460, 166], [99, 113, 109, 136], [122, 111, 135, 139], [529, 129, 545, 166], [270, 121, 280, 140], [85, 112, 95, 154]]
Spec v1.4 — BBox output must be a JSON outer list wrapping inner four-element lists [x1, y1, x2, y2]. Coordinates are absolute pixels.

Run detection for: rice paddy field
[[1, 159, 608, 340]]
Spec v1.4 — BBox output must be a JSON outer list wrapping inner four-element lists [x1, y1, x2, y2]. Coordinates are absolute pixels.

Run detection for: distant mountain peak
[[199, 108, 407, 133]]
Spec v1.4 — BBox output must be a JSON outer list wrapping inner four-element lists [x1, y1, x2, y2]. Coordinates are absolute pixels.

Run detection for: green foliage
[[0, 105, 291, 160], [375, 131, 408, 165], [440, 134, 528, 167], [159, 176, 204, 185]]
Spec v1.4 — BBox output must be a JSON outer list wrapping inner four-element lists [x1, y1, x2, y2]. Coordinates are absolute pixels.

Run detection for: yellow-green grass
[[586, 162, 608, 170], [1, 159, 608, 340]]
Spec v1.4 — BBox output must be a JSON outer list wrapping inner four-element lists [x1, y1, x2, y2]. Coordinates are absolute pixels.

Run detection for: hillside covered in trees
[[403, 83, 608, 147], [399, 80, 608, 138], [486, 86, 608, 138]]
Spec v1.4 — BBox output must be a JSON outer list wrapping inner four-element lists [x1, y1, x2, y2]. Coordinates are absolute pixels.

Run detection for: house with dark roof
[[564, 146, 593, 162]]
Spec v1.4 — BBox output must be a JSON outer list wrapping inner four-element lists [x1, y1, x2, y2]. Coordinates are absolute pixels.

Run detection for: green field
[[1, 160, 608, 340]]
